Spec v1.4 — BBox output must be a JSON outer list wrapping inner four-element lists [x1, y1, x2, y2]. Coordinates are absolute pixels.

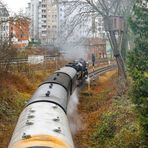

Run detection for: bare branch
[[85, 0, 105, 16]]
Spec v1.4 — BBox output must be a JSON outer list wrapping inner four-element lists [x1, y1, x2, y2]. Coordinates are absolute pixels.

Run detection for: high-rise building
[[0, 3, 9, 40], [26, 0, 106, 45], [92, 16, 107, 39], [58, 1, 107, 43], [38, 0, 48, 43], [26, 0, 60, 44], [43, 0, 58, 44], [26, 0, 40, 41]]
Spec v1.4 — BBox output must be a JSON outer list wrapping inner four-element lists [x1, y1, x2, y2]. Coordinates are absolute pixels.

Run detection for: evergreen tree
[[128, 0, 148, 143]]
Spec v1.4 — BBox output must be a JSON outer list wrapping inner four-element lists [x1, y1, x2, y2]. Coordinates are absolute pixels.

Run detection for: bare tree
[[0, 38, 18, 72], [60, 0, 135, 80], [0, 0, 30, 72]]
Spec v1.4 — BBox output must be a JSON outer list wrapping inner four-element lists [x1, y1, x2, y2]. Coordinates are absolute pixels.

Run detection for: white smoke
[[61, 42, 88, 60], [67, 89, 83, 135], [86, 76, 90, 85]]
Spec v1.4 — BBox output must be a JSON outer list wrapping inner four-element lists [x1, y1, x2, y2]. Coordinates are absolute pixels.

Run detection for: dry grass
[[74, 70, 142, 148], [0, 62, 59, 148], [74, 70, 118, 148]]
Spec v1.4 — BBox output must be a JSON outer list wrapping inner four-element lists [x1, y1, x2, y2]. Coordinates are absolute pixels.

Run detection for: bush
[[128, 0, 148, 143], [90, 112, 116, 148], [89, 96, 143, 148]]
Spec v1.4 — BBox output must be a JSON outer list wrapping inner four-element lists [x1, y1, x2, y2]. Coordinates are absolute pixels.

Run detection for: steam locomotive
[[9, 59, 88, 148]]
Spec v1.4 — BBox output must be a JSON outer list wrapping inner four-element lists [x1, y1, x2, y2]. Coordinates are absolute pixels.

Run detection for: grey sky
[[4, 0, 30, 13]]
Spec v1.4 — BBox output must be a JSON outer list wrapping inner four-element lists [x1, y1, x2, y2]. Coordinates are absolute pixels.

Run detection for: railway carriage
[[9, 59, 88, 148]]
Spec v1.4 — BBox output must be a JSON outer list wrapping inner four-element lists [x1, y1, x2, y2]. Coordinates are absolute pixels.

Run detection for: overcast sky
[[4, 0, 30, 13]]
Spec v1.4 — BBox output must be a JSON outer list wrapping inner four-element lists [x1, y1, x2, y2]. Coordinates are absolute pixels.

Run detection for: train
[[9, 59, 88, 148]]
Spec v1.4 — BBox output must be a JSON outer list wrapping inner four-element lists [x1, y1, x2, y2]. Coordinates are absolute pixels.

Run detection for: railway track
[[88, 64, 116, 80]]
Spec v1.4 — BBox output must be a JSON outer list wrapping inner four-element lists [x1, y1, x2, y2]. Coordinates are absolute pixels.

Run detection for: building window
[[52, 25, 57, 28], [42, 25, 46, 28], [21, 34, 23, 38], [42, 15, 47, 18], [42, 4, 46, 7], [6, 26, 8, 31], [98, 27, 102, 31], [10, 32, 13, 38], [42, 31, 47, 34], [42, 10, 46, 13]]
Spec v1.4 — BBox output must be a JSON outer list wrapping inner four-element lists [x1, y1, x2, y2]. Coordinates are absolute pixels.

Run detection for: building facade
[[26, 0, 60, 44], [86, 37, 107, 60], [26, 0, 107, 45], [9, 17, 30, 48], [26, 0, 40, 41], [0, 3, 9, 40], [41, 0, 58, 44], [94, 16, 107, 39]]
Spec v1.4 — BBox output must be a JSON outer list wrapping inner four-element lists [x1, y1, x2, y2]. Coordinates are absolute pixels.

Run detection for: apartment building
[[26, 0, 40, 41], [94, 16, 107, 39], [59, 1, 107, 43], [0, 3, 9, 40], [26, 0, 107, 45], [26, 0, 60, 44], [41, 0, 58, 44], [38, 0, 47, 43]]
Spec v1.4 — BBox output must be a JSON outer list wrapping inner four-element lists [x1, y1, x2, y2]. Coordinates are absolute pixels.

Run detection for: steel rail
[[88, 64, 116, 79]]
